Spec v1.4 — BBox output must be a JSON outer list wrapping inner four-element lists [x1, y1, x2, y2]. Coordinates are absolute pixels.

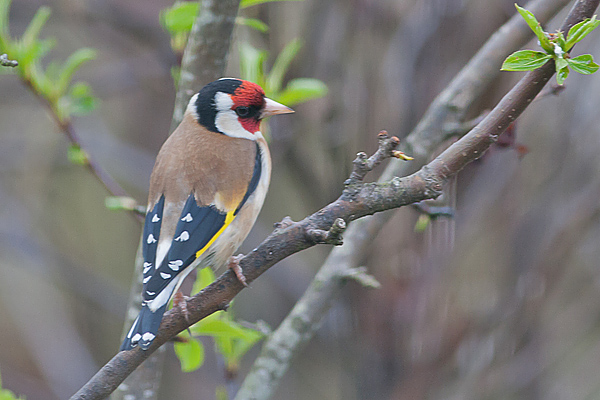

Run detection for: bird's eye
[[235, 106, 250, 117]]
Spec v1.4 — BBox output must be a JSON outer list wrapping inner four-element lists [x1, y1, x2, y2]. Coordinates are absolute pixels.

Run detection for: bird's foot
[[228, 254, 248, 287], [173, 291, 193, 335]]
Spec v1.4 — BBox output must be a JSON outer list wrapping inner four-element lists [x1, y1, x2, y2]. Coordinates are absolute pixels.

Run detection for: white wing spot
[[132, 333, 142, 343], [181, 213, 193, 222], [143, 262, 152, 274], [152, 214, 160, 223], [168, 260, 183, 271], [147, 234, 157, 244], [174, 231, 190, 242], [160, 272, 171, 279], [142, 332, 156, 342], [146, 291, 156, 296], [143, 276, 151, 284]]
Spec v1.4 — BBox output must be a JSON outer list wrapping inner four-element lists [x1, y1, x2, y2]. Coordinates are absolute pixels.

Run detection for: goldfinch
[[121, 78, 293, 351]]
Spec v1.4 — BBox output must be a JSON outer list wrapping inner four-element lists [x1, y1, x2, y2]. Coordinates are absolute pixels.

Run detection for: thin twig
[[21, 79, 142, 223], [347, 131, 403, 184]]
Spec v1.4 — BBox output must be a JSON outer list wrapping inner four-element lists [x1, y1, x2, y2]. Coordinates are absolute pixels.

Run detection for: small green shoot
[[236, 17, 269, 33], [0, 0, 97, 122], [104, 196, 143, 213], [501, 4, 599, 84], [67, 144, 89, 165], [160, 0, 296, 54], [174, 336, 205, 372], [160, 2, 199, 53], [159, 0, 328, 106], [414, 214, 431, 233]]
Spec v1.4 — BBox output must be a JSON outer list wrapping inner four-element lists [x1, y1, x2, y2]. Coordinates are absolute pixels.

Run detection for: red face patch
[[239, 117, 261, 133], [231, 81, 265, 133]]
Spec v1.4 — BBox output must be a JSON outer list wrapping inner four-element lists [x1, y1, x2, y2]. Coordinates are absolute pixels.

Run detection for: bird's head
[[187, 78, 294, 140]]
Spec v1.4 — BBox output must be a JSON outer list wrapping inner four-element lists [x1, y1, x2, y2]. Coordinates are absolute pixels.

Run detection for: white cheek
[[214, 111, 257, 140], [214, 92, 257, 140]]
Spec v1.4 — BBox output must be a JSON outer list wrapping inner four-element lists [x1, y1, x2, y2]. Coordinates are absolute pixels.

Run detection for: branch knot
[[305, 218, 346, 245], [346, 131, 412, 186]]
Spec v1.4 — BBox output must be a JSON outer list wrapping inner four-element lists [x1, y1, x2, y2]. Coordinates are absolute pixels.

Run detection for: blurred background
[[2, 0, 600, 399]]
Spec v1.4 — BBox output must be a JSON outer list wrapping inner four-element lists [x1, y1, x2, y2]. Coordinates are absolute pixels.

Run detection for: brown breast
[[148, 113, 257, 211]]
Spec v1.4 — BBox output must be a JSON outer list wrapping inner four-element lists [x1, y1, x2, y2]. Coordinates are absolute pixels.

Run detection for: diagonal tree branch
[[236, 0, 578, 397], [72, 0, 598, 399]]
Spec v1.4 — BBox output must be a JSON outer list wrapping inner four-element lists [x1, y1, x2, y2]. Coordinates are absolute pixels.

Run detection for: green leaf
[[193, 318, 261, 340], [414, 214, 431, 233], [0, 389, 25, 400], [238, 42, 267, 86], [28, 64, 52, 94], [192, 314, 264, 367], [236, 17, 269, 33], [556, 65, 569, 85], [565, 16, 600, 50], [160, 2, 199, 35], [266, 38, 302, 94], [68, 82, 97, 115], [19, 37, 55, 65], [515, 4, 553, 52], [21, 6, 50, 47], [214, 334, 234, 360], [240, 0, 302, 8], [67, 144, 89, 165], [214, 325, 263, 366], [56, 48, 96, 95], [174, 337, 205, 372], [194, 319, 235, 337], [567, 54, 599, 74], [274, 78, 328, 105], [555, 31, 566, 51], [501, 50, 551, 71], [555, 55, 569, 71]]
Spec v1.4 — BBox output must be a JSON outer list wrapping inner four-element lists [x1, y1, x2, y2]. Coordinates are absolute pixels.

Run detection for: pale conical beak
[[261, 97, 294, 118]]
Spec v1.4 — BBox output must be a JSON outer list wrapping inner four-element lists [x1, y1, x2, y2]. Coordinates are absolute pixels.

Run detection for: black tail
[[120, 304, 167, 351]]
